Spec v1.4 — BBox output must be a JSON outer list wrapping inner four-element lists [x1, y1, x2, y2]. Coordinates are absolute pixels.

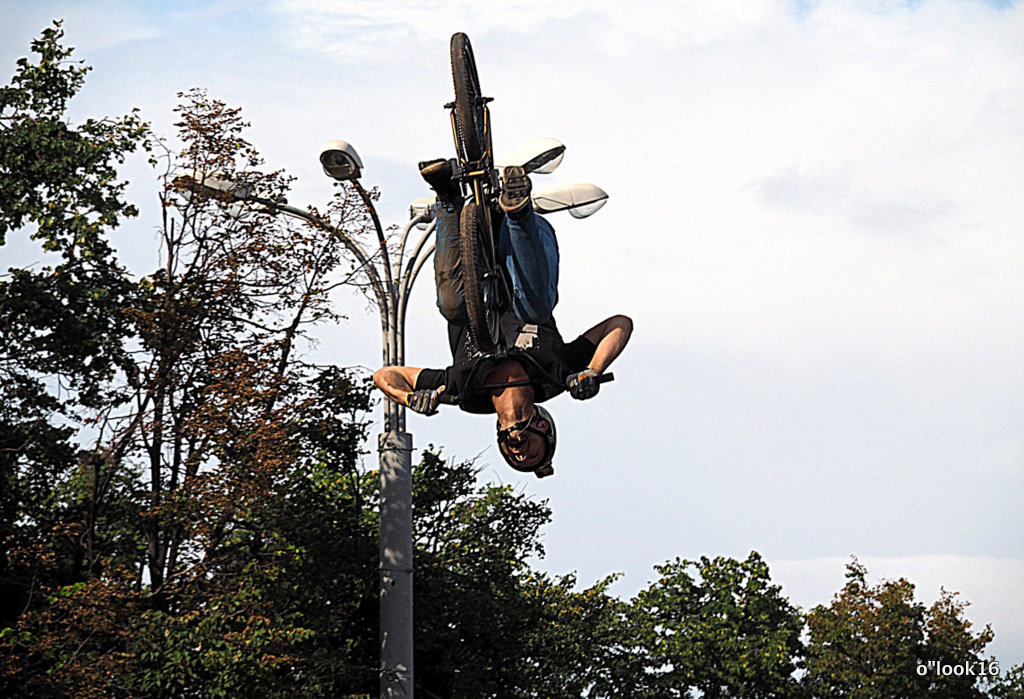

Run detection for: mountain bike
[[447, 31, 508, 355]]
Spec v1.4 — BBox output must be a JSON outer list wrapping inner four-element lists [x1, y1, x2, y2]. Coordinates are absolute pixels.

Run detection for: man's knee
[[438, 291, 468, 325], [514, 291, 556, 326], [609, 314, 633, 334], [583, 314, 633, 345]]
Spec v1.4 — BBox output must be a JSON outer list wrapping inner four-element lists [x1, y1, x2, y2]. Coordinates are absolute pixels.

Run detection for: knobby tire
[[459, 201, 499, 354], [450, 32, 484, 163]]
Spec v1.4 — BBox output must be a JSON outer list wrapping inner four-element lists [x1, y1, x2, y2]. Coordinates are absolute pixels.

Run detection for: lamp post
[[318, 141, 430, 698], [175, 139, 606, 697]]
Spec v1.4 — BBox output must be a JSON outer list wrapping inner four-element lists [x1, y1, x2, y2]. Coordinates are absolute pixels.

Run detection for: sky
[[3, 0, 1023, 670]]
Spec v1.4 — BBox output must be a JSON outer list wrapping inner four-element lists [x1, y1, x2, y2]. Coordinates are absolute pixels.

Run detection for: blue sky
[[3, 0, 1023, 669]]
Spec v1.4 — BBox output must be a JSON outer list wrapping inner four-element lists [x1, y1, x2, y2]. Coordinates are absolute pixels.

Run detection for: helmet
[[496, 405, 557, 478]]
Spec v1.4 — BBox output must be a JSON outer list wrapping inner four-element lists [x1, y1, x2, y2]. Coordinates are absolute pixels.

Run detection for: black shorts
[[416, 329, 596, 414]]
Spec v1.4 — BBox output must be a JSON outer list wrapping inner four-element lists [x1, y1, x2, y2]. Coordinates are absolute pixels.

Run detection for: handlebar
[[436, 372, 614, 405]]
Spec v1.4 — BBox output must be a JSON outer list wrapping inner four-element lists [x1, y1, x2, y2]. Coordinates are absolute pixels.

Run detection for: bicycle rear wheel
[[450, 32, 485, 163], [459, 201, 500, 353]]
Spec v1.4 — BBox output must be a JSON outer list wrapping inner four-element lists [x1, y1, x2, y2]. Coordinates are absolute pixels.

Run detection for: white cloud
[[543, 0, 1024, 362], [758, 163, 955, 234], [269, 0, 592, 63], [268, 0, 793, 64]]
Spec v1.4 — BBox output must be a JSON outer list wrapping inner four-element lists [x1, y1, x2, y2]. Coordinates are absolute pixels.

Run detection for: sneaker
[[419, 158, 460, 202], [499, 165, 532, 217]]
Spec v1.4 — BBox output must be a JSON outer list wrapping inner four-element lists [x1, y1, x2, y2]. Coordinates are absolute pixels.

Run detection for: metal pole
[[379, 426, 413, 697], [379, 220, 421, 696]]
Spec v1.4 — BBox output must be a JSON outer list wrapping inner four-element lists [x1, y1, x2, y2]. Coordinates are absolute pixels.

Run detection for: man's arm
[[373, 366, 447, 414], [373, 366, 424, 406], [581, 314, 633, 373]]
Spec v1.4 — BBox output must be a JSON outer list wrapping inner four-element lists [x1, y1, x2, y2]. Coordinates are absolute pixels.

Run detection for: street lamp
[[497, 136, 566, 175], [318, 140, 421, 699], [531, 183, 609, 218], [319, 140, 363, 181]]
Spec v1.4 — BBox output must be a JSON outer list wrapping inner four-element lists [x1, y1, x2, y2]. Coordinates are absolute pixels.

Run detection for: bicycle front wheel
[[450, 32, 485, 163], [459, 201, 500, 354]]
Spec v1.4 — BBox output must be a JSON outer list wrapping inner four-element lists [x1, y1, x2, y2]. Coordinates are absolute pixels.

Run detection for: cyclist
[[372, 160, 632, 478]]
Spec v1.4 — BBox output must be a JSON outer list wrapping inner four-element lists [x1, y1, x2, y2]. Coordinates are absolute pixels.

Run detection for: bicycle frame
[[448, 102, 499, 245], [446, 95, 513, 349]]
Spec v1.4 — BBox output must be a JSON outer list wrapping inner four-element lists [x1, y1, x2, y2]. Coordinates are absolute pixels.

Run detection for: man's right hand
[[406, 386, 445, 415], [566, 369, 600, 400]]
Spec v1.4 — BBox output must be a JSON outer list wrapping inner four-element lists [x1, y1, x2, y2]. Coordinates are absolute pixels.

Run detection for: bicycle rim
[[459, 201, 500, 354], [450, 32, 484, 163]]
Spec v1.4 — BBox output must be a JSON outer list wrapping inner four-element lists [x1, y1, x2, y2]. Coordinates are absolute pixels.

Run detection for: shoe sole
[[500, 166, 531, 213]]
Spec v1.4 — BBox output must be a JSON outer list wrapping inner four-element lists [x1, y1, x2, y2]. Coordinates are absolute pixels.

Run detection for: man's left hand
[[407, 386, 445, 415], [567, 369, 600, 400]]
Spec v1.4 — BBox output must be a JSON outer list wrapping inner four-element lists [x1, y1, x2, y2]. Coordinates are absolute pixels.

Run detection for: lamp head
[[172, 168, 251, 201], [319, 140, 363, 181], [498, 137, 566, 175], [531, 183, 609, 218], [409, 196, 437, 227]]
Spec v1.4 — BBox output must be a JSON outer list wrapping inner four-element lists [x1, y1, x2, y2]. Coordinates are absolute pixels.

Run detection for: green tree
[[0, 24, 376, 693], [0, 19, 148, 634], [122, 369, 379, 697], [804, 558, 995, 698], [412, 449, 627, 697], [622, 552, 805, 698]]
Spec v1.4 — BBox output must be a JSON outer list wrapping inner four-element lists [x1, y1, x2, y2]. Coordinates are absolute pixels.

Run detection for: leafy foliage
[[0, 23, 376, 696], [988, 663, 1024, 699], [0, 19, 149, 638], [804, 558, 995, 698], [413, 450, 626, 696], [621, 551, 806, 698], [0, 20, 146, 406]]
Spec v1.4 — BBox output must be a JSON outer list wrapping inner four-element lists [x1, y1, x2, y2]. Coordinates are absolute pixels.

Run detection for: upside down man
[[373, 160, 631, 478]]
